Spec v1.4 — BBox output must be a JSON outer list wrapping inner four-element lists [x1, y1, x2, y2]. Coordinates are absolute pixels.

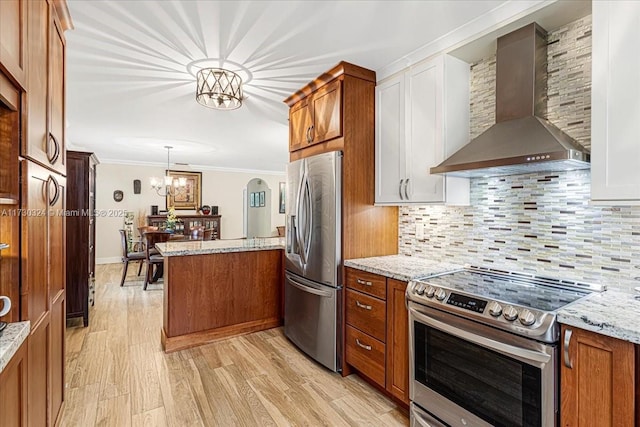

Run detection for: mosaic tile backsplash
[[400, 16, 640, 291]]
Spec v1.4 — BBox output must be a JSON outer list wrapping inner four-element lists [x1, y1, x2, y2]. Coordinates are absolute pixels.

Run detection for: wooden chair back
[[190, 226, 205, 240], [203, 228, 214, 241], [119, 229, 129, 258], [144, 231, 171, 261]]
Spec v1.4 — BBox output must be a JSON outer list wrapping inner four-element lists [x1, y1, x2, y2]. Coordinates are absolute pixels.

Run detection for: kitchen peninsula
[[156, 237, 284, 352]]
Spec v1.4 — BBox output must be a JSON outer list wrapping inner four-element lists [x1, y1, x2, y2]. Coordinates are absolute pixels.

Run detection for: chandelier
[[150, 146, 186, 196], [195, 68, 243, 110]]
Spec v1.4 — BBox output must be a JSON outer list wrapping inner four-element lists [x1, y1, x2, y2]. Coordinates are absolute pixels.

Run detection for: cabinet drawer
[[345, 268, 386, 300], [346, 289, 386, 342], [345, 325, 385, 388]]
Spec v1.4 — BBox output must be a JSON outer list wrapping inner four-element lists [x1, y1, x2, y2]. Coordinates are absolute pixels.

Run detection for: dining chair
[[136, 225, 158, 251], [143, 231, 171, 290], [119, 229, 146, 287]]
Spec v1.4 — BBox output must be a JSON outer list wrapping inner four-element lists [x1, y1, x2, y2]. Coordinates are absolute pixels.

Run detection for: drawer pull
[[355, 300, 372, 310], [355, 339, 371, 351], [563, 328, 573, 369], [356, 279, 372, 286]]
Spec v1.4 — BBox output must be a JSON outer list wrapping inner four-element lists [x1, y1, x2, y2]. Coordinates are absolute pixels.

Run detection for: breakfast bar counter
[[156, 237, 284, 352]]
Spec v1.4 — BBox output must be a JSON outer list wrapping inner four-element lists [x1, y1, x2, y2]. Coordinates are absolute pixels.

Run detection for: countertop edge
[[344, 255, 463, 282], [0, 321, 30, 374], [156, 238, 285, 257]]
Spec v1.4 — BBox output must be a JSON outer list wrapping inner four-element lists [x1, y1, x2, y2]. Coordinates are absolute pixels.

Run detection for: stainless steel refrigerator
[[284, 150, 342, 372]]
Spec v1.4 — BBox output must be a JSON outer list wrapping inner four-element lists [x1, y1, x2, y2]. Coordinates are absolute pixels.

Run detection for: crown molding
[[98, 158, 285, 176]]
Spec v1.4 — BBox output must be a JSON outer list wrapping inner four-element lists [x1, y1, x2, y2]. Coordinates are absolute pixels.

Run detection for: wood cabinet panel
[[50, 294, 65, 424], [386, 279, 409, 404], [561, 325, 635, 427], [49, 174, 66, 300], [0, 0, 27, 87], [346, 289, 386, 342], [163, 249, 282, 350], [345, 268, 386, 300], [345, 325, 385, 388], [310, 79, 342, 144], [289, 99, 311, 152], [28, 316, 51, 427], [24, 0, 51, 169], [21, 161, 50, 324], [0, 336, 28, 427], [48, 13, 65, 175]]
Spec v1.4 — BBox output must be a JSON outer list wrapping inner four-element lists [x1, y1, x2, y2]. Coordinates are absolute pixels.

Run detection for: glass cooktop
[[421, 268, 600, 312]]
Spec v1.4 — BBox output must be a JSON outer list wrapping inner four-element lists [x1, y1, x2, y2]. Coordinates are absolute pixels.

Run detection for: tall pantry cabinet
[[23, 0, 72, 425]]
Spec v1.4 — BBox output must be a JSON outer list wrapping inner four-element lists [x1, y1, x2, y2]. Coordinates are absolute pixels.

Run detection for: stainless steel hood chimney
[[431, 23, 590, 178]]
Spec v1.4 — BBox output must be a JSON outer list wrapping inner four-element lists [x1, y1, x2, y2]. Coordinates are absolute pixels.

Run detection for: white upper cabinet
[[375, 54, 470, 205], [591, 1, 640, 203]]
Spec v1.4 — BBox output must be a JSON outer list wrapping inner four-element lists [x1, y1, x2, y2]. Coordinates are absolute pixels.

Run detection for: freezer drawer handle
[[355, 301, 372, 310], [286, 273, 333, 298], [355, 339, 372, 351], [356, 279, 372, 286]]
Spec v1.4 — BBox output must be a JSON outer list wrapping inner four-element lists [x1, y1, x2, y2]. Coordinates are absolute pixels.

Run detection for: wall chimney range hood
[[431, 23, 590, 178]]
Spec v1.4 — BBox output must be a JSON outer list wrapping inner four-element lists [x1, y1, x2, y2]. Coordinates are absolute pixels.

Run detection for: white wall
[[95, 163, 285, 263]]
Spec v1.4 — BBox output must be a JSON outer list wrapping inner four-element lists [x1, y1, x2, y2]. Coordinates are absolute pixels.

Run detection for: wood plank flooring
[[60, 263, 409, 426]]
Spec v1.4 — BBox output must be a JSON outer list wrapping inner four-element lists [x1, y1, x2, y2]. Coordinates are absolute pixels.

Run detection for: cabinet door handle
[[355, 339, 372, 351], [47, 133, 61, 164], [355, 301, 372, 310], [47, 175, 60, 206], [563, 328, 573, 369], [404, 178, 410, 200], [309, 124, 314, 142], [356, 278, 372, 286], [399, 179, 405, 200], [306, 126, 311, 143]]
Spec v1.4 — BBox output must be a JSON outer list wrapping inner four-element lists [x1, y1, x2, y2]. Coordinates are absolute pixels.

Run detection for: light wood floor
[[60, 263, 409, 426]]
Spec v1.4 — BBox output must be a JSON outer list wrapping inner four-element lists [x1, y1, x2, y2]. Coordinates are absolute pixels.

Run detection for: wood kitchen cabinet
[[148, 214, 221, 239], [344, 267, 409, 405], [560, 325, 635, 427], [591, 1, 640, 204], [0, 337, 28, 427], [287, 79, 342, 152], [375, 54, 470, 205], [0, 0, 27, 88], [24, 0, 67, 175]]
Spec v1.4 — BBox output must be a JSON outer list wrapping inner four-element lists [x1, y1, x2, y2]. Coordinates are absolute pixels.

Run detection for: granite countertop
[[557, 289, 640, 345], [156, 237, 285, 257], [0, 321, 30, 373], [344, 255, 462, 282]]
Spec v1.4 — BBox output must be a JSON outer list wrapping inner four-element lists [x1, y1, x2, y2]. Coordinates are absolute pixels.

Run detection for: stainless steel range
[[406, 266, 605, 427]]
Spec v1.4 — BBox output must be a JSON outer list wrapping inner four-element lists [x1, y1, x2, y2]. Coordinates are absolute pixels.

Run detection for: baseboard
[[96, 257, 121, 265], [161, 317, 282, 353]]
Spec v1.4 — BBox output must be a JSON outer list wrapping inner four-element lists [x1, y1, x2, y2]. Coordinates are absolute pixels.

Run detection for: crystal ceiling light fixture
[[196, 68, 243, 110], [150, 146, 186, 196]]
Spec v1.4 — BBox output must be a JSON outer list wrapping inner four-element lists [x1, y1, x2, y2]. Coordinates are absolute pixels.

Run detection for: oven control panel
[[446, 292, 487, 313]]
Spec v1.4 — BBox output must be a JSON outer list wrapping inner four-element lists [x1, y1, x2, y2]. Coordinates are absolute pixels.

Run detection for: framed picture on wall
[[250, 192, 255, 207], [259, 191, 265, 207], [166, 170, 202, 210], [279, 182, 285, 214]]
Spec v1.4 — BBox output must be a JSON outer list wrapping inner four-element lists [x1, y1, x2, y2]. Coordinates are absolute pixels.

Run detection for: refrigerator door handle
[[301, 177, 313, 263], [286, 273, 333, 298]]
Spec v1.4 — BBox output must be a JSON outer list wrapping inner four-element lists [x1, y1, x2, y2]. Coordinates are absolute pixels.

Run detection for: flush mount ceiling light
[[196, 68, 243, 110]]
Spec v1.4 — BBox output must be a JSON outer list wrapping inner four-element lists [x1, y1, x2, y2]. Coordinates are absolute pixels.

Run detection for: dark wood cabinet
[[344, 267, 409, 405], [561, 325, 635, 427], [0, 336, 28, 427], [66, 151, 97, 326], [148, 214, 221, 239]]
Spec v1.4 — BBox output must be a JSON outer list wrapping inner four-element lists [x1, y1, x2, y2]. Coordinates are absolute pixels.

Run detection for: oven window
[[414, 322, 542, 427]]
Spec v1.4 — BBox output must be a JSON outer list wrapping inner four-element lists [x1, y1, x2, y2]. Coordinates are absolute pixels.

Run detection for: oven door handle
[[409, 306, 551, 367]]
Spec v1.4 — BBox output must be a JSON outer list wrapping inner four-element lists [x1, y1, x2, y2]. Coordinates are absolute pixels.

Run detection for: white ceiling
[[65, 0, 509, 173]]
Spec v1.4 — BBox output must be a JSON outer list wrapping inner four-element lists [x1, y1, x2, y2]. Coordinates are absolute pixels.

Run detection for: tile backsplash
[[399, 15, 640, 291]]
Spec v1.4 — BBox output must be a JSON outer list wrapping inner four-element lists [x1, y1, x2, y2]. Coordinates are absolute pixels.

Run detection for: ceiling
[[65, 0, 509, 173]]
